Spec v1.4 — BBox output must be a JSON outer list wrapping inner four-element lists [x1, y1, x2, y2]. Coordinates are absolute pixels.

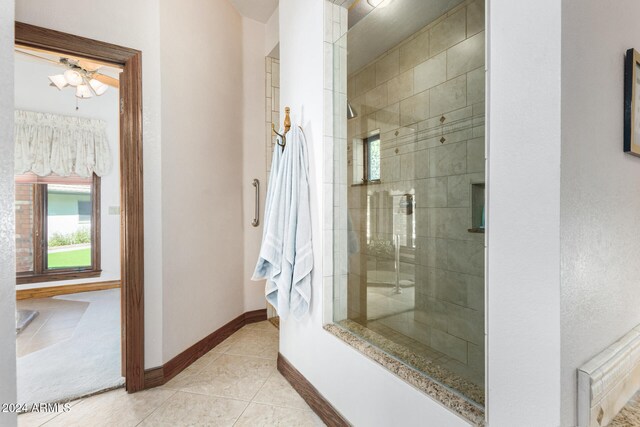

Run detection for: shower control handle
[[252, 179, 260, 227]]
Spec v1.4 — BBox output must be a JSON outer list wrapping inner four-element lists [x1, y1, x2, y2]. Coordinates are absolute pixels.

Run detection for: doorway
[[14, 22, 145, 397]]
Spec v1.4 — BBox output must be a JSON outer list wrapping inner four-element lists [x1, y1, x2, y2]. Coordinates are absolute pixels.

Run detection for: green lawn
[[47, 248, 91, 268]]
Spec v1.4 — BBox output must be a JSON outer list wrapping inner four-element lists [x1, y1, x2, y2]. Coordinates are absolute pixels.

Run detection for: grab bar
[[252, 179, 260, 227]]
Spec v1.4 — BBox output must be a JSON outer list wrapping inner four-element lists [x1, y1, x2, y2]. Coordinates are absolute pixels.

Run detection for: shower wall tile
[[400, 30, 431, 73], [472, 101, 485, 116], [400, 153, 416, 181], [365, 83, 389, 112], [400, 90, 430, 126], [447, 174, 471, 207], [446, 31, 485, 80], [375, 103, 400, 134], [429, 207, 470, 240], [415, 149, 430, 179], [434, 268, 467, 307], [447, 304, 483, 346], [430, 8, 466, 56], [387, 69, 415, 105], [466, 0, 485, 37], [355, 63, 376, 97], [429, 75, 467, 118], [467, 138, 485, 173], [380, 156, 401, 182], [414, 52, 447, 93], [429, 142, 467, 177], [466, 273, 484, 313], [416, 177, 448, 208], [431, 328, 467, 363], [467, 342, 484, 372], [375, 49, 399, 85], [447, 239, 484, 276], [466, 66, 485, 106]]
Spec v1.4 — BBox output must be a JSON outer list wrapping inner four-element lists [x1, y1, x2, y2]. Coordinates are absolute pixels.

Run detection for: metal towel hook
[[271, 107, 291, 152]]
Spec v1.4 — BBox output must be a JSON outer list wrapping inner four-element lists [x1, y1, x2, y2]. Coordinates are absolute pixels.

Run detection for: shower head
[[347, 100, 357, 120]]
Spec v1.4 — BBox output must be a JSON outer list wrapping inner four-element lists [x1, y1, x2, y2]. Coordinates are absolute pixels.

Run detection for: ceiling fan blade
[[92, 73, 119, 89], [77, 59, 102, 72], [15, 49, 67, 68]]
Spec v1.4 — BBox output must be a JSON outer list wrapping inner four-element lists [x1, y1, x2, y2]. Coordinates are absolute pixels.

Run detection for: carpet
[[17, 289, 124, 405]]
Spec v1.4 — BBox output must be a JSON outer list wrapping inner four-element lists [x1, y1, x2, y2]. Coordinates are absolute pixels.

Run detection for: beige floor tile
[[225, 330, 279, 360], [18, 410, 58, 427], [252, 372, 311, 411], [139, 391, 248, 427], [213, 333, 243, 353], [234, 402, 323, 427], [18, 400, 82, 427], [242, 321, 279, 334], [43, 388, 175, 427], [174, 354, 276, 401]]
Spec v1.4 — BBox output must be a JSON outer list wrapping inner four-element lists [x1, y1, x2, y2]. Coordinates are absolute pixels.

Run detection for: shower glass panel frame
[[331, 0, 486, 409]]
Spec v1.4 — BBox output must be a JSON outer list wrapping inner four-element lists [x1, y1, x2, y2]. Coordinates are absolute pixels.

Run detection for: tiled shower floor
[[342, 284, 485, 406]]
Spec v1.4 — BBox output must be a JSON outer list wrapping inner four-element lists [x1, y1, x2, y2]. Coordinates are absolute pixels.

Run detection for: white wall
[[486, 0, 562, 425], [560, 1, 640, 425], [241, 17, 268, 312], [277, 1, 470, 425], [15, 0, 165, 368], [14, 58, 121, 289], [158, 0, 247, 362], [0, 1, 17, 425], [265, 7, 279, 58]]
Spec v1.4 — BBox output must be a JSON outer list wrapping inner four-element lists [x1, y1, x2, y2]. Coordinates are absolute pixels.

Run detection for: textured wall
[[486, 0, 562, 425], [242, 17, 268, 313], [560, 1, 640, 425], [159, 0, 246, 362], [0, 0, 17, 425]]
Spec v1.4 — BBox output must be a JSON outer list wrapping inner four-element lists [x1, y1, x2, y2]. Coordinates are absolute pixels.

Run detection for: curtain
[[15, 110, 113, 178]]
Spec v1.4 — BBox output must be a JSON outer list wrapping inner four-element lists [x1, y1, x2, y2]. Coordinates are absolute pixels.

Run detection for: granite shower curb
[[324, 323, 485, 426]]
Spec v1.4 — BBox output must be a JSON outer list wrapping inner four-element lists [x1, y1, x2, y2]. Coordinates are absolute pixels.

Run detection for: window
[[15, 174, 101, 284], [364, 134, 381, 182]]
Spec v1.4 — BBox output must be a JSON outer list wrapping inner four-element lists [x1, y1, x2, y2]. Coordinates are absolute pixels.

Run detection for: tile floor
[[18, 320, 325, 427]]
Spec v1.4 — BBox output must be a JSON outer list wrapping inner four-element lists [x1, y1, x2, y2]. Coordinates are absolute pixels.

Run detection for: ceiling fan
[[16, 49, 119, 99]]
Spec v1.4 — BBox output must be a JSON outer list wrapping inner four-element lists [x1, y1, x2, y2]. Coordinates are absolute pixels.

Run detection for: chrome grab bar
[[252, 179, 260, 227]]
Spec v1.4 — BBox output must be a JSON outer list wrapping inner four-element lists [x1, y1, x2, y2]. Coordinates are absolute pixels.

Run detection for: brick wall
[[15, 184, 33, 273]]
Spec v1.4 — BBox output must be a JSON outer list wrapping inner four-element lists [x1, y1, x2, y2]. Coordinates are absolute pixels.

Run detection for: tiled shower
[[332, 0, 485, 408]]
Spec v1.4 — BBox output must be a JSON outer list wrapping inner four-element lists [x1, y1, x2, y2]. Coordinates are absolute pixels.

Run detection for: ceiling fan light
[[48, 75, 68, 90], [89, 78, 108, 96], [367, 0, 392, 7], [64, 69, 83, 86], [76, 84, 93, 99]]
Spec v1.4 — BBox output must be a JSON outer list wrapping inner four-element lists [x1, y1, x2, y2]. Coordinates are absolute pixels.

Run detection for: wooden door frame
[[15, 22, 146, 392]]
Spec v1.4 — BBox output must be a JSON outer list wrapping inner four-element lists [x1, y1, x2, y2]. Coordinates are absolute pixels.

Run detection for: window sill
[[17, 269, 102, 285], [351, 180, 382, 187]]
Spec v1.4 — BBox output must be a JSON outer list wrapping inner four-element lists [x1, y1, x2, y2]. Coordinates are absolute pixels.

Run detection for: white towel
[[252, 125, 313, 320]]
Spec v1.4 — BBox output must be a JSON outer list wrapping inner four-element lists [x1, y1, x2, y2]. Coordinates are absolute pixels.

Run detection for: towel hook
[[271, 107, 291, 151]]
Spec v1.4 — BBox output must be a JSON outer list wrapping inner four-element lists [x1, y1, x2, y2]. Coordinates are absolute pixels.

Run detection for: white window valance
[[15, 110, 113, 178]]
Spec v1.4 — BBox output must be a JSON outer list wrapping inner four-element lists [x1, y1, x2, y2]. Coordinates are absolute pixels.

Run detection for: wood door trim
[[15, 22, 146, 392]]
